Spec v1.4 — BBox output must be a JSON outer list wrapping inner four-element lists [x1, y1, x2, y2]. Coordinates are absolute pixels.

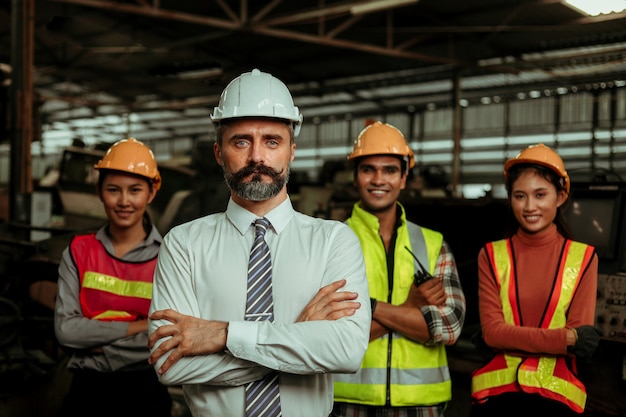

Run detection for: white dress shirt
[[149, 197, 371, 417]]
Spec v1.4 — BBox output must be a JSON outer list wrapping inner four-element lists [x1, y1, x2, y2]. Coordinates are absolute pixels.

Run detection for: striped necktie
[[244, 217, 282, 417]]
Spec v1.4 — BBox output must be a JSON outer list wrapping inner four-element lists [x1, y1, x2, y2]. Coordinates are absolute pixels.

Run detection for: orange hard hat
[[504, 143, 569, 194], [347, 121, 415, 169], [94, 137, 162, 191]]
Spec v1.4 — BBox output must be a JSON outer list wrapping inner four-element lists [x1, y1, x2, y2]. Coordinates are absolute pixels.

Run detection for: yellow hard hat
[[347, 121, 415, 169], [504, 143, 569, 194], [94, 138, 162, 191]]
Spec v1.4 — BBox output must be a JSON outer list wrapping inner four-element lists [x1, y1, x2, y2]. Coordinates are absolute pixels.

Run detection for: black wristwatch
[[370, 297, 378, 314]]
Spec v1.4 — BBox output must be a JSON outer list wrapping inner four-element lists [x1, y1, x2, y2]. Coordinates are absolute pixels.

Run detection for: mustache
[[231, 163, 284, 181]]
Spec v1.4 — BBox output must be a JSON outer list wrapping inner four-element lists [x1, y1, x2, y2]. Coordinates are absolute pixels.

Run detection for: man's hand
[[296, 279, 360, 322], [148, 309, 227, 374], [404, 278, 446, 308]]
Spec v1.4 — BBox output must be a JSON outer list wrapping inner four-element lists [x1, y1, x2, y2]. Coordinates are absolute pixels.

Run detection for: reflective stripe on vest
[[71, 234, 158, 321], [471, 238, 594, 413], [336, 203, 451, 406]]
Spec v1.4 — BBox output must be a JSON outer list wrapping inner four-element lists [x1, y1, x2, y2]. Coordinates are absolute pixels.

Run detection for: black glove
[[569, 325, 603, 359]]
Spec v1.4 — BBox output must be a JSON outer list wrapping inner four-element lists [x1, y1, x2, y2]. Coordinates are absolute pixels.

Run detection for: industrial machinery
[[560, 181, 626, 415], [0, 141, 226, 416]]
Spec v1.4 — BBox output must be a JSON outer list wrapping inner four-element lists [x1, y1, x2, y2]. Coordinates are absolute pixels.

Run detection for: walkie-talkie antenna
[[404, 246, 433, 286]]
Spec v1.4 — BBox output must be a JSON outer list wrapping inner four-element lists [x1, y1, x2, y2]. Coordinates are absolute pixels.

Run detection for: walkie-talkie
[[405, 246, 434, 287]]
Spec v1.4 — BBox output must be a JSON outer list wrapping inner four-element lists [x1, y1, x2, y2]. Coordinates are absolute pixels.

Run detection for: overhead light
[[350, 0, 419, 15], [0, 63, 11, 87], [175, 68, 223, 81], [564, 0, 626, 16], [150, 60, 223, 80]]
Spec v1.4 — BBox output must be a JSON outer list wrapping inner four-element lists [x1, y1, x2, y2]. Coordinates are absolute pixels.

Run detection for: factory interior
[[2, 0, 626, 416]]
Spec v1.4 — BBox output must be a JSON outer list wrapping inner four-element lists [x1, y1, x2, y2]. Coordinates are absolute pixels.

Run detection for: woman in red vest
[[470, 144, 601, 416], [54, 138, 172, 417]]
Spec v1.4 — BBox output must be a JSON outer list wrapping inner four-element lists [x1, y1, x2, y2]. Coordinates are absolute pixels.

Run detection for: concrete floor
[[0, 346, 618, 417], [0, 359, 191, 417], [1, 366, 467, 417]]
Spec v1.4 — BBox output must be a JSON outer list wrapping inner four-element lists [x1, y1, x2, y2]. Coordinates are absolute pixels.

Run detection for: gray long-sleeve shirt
[[54, 224, 162, 372]]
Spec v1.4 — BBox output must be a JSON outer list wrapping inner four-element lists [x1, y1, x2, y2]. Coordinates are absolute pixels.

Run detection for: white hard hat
[[211, 68, 303, 137]]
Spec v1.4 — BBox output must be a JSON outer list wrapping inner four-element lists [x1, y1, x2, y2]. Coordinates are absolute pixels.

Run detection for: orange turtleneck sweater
[[477, 223, 598, 355]]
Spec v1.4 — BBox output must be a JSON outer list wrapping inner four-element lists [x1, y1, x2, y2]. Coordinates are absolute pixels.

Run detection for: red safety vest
[[71, 234, 158, 321], [471, 238, 595, 414]]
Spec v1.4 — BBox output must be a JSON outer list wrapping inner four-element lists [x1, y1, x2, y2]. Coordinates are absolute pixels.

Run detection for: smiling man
[[332, 121, 466, 417], [147, 69, 371, 417]]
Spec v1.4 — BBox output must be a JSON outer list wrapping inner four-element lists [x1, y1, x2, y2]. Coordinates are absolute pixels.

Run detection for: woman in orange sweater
[[470, 144, 601, 417]]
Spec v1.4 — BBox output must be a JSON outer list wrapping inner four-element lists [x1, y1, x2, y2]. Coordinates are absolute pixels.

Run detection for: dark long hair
[[503, 163, 572, 239]]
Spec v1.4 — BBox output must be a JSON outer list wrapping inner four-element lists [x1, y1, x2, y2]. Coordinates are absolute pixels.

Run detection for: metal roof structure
[[1, 0, 626, 152]]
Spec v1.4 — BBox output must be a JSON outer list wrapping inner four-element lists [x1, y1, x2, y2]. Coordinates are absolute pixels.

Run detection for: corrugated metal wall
[[292, 87, 626, 194], [2, 87, 626, 196]]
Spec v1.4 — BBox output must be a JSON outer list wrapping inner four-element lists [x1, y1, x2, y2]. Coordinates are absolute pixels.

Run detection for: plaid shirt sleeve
[[420, 241, 466, 346]]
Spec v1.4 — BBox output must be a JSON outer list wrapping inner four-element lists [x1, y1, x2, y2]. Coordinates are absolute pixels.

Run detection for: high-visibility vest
[[471, 238, 595, 413], [71, 234, 158, 321], [335, 202, 451, 406]]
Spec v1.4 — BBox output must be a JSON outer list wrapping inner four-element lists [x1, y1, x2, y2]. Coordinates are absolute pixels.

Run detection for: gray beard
[[225, 171, 290, 201]]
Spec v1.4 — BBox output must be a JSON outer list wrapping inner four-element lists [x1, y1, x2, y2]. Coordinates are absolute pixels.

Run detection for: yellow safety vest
[[335, 202, 451, 406], [471, 238, 595, 413]]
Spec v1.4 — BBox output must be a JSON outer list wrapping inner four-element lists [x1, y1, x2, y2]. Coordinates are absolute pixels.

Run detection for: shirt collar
[[515, 222, 561, 247], [352, 201, 406, 232], [226, 197, 295, 236], [96, 221, 162, 247]]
